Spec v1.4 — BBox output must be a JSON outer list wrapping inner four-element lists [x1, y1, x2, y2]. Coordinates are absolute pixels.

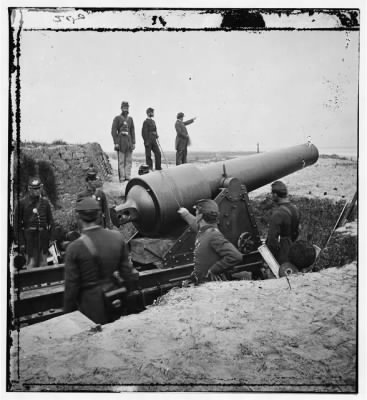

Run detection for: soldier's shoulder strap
[[279, 204, 299, 220], [80, 234, 104, 280], [279, 204, 292, 217], [80, 234, 97, 256], [279, 204, 300, 240]]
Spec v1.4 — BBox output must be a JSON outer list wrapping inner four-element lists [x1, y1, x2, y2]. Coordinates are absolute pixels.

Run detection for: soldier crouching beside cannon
[[178, 199, 243, 284]]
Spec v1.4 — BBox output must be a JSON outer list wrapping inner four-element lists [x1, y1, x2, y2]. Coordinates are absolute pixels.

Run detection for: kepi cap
[[146, 107, 154, 114], [271, 181, 288, 196], [28, 177, 41, 189], [194, 199, 219, 215], [177, 112, 184, 119], [121, 101, 129, 108]]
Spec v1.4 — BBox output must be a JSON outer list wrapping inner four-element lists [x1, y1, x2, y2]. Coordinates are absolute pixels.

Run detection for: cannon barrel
[[116, 143, 319, 236]]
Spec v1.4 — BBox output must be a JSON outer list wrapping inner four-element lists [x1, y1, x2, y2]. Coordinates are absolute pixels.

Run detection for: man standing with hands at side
[[142, 107, 162, 171], [111, 101, 136, 182], [64, 197, 139, 324], [14, 177, 54, 268], [76, 166, 113, 229], [266, 181, 300, 265], [175, 112, 197, 165]]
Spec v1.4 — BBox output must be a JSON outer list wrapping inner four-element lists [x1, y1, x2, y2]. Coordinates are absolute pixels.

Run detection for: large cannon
[[116, 143, 319, 237], [112, 143, 319, 271], [14, 143, 319, 326]]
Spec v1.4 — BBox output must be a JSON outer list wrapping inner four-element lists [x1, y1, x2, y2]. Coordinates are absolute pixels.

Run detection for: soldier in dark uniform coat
[[178, 199, 243, 283], [64, 198, 139, 324], [111, 101, 136, 182], [266, 181, 300, 265], [13, 177, 54, 268], [142, 107, 162, 171], [175, 112, 196, 165], [76, 166, 113, 229]]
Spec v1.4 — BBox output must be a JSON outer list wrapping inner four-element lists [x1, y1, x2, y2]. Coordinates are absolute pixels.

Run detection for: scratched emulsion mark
[[344, 31, 351, 49], [322, 77, 345, 112], [8, 7, 25, 389], [219, 9, 266, 29], [334, 10, 359, 28]]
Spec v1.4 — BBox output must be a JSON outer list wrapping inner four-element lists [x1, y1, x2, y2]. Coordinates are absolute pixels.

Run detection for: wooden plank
[[14, 264, 65, 288], [257, 244, 280, 278], [14, 286, 64, 317], [13, 253, 263, 321]]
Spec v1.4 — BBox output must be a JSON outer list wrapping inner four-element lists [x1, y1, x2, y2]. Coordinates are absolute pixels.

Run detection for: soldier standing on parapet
[[175, 112, 197, 165], [266, 181, 300, 265], [13, 177, 54, 268], [111, 101, 136, 182], [64, 198, 139, 324], [142, 107, 162, 171], [76, 165, 113, 229], [178, 199, 243, 284]]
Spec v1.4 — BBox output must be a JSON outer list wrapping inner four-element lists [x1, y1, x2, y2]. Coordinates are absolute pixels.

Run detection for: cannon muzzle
[[115, 143, 319, 236]]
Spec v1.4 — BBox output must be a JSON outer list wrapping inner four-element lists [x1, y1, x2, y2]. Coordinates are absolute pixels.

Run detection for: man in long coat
[[175, 112, 196, 165], [142, 107, 161, 171], [14, 177, 54, 268]]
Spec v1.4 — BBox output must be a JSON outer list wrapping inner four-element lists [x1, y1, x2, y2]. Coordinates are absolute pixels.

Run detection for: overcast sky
[[18, 18, 359, 154]]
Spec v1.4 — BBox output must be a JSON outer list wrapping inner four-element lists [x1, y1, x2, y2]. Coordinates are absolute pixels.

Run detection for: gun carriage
[[13, 143, 319, 326]]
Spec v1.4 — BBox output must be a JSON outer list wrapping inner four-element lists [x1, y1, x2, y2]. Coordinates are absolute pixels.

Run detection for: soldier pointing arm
[[175, 112, 197, 165]]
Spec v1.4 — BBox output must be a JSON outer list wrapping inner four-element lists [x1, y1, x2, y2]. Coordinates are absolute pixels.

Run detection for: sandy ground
[[250, 156, 357, 201], [9, 154, 359, 393], [11, 262, 357, 392]]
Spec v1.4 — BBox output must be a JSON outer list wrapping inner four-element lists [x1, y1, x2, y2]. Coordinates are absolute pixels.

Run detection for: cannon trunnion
[[116, 142, 318, 274], [13, 143, 319, 326]]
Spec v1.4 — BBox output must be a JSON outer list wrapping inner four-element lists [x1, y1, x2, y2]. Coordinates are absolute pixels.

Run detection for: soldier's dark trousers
[[176, 148, 188, 165], [24, 229, 49, 268], [145, 141, 162, 170]]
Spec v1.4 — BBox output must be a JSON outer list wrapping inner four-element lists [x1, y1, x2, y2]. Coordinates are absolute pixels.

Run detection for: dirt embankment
[[11, 261, 357, 392]]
